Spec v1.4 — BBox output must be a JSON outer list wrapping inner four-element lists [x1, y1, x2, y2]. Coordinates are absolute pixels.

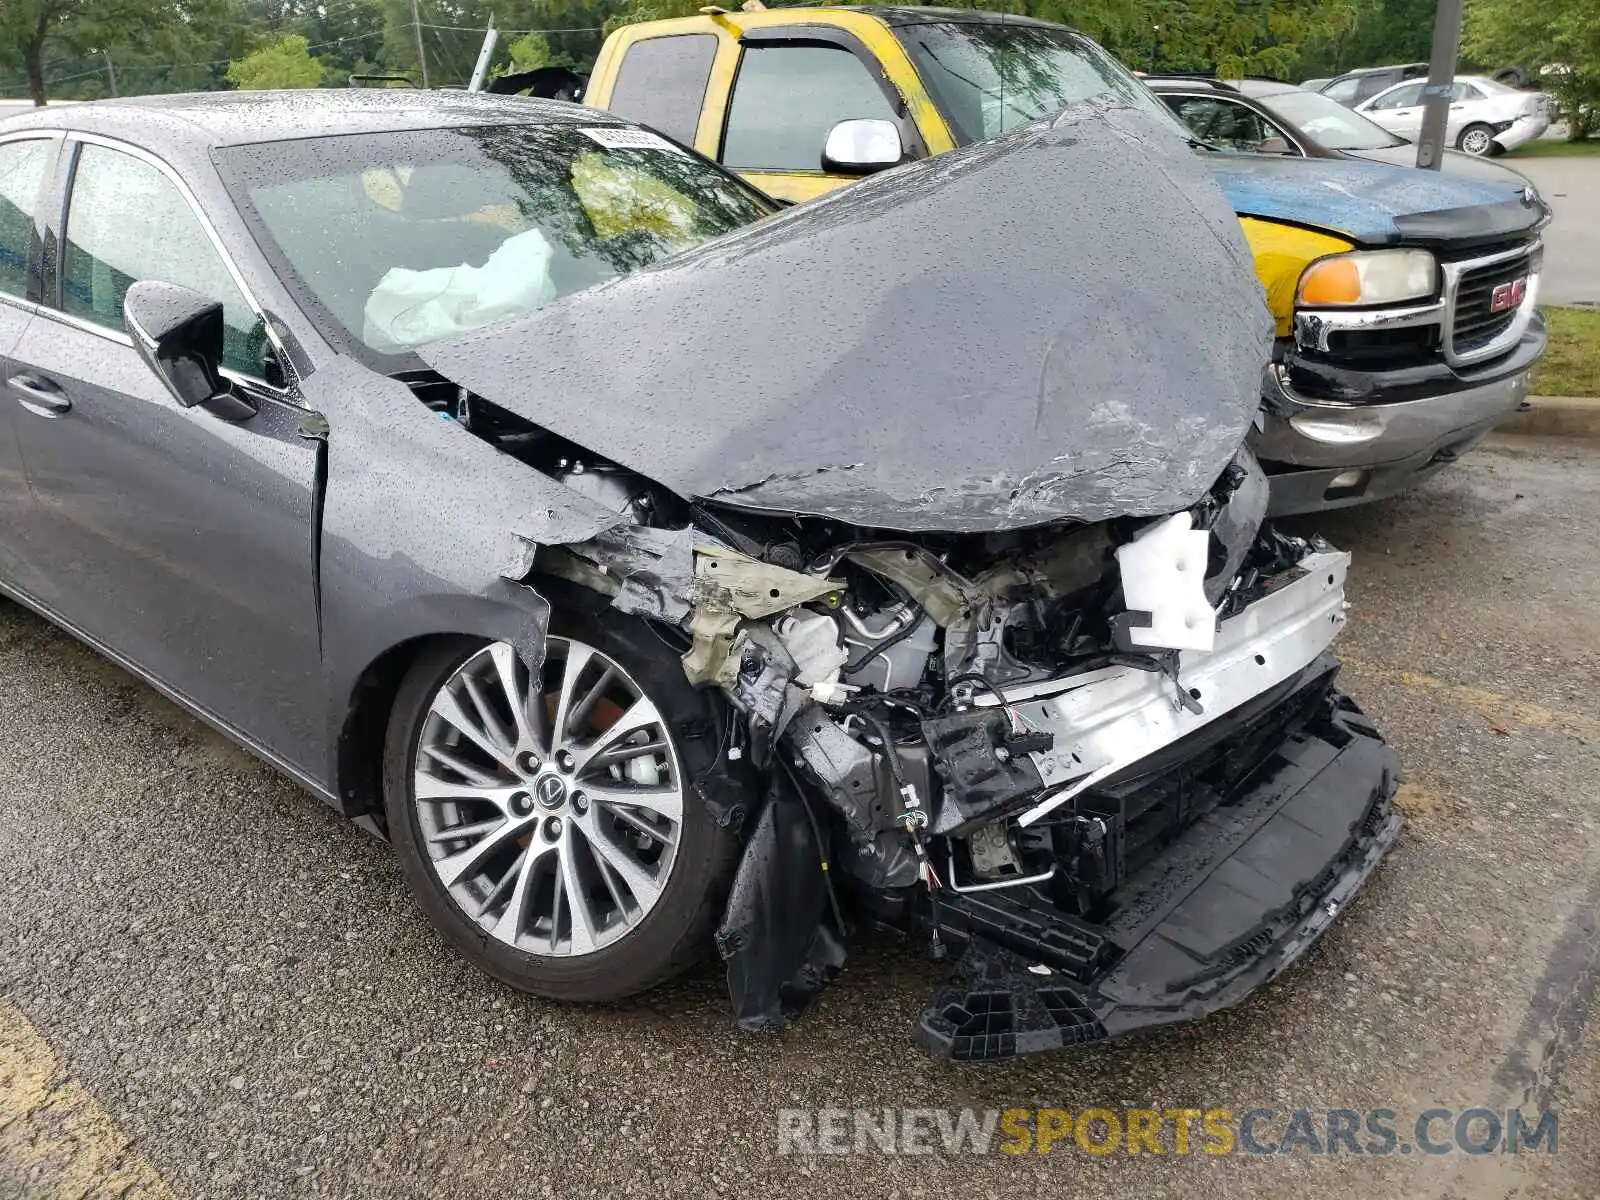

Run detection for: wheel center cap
[[535, 773, 568, 810]]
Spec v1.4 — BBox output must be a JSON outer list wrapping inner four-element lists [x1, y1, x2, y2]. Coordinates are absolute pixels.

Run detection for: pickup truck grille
[[1444, 242, 1539, 366], [1452, 255, 1529, 353]]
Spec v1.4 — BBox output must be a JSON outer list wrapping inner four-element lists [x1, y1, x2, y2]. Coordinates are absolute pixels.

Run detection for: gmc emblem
[[1489, 277, 1527, 314]]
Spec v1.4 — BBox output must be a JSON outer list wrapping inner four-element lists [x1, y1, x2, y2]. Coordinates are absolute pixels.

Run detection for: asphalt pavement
[[1, 435, 1598, 1199], [1514, 156, 1600, 307]]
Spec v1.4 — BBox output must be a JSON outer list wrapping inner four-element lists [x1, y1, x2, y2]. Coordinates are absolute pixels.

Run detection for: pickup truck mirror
[[821, 119, 903, 175]]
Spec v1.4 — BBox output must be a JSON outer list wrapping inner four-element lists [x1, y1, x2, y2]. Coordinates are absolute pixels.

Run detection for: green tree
[[505, 31, 552, 71], [1295, 0, 1433, 80], [0, 0, 220, 104], [226, 33, 327, 88], [1465, 0, 1599, 139]]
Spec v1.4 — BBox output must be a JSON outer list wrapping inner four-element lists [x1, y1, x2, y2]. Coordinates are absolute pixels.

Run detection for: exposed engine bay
[[408, 372, 1402, 1061]]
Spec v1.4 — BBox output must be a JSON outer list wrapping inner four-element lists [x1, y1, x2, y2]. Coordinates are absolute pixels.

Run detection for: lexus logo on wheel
[[1489, 277, 1527, 314], [535, 774, 568, 809]]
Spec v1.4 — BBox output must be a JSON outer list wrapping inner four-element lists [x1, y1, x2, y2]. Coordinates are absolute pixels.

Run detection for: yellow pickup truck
[[583, 5, 1549, 516]]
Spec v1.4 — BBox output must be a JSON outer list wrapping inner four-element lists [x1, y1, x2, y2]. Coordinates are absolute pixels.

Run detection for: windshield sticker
[[580, 127, 685, 154]]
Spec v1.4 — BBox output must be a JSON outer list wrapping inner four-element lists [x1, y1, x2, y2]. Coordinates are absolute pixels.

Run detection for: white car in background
[[1354, 75, 1550, 155]]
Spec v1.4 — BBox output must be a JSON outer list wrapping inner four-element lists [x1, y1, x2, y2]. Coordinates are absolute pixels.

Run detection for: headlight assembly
[[1297, 249, 1438, 307]]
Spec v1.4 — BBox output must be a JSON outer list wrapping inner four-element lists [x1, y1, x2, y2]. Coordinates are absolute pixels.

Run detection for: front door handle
[[8, 372, 72, 417]]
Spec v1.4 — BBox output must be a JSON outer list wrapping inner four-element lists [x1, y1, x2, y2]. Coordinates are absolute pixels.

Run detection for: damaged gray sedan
[[0, 91, 1400, 1061]]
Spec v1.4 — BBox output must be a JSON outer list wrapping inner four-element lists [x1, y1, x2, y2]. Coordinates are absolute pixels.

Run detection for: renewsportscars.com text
[[776, 1106, 1558, 1157]]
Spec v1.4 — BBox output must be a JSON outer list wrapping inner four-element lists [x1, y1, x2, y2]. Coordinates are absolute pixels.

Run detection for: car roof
[[1142, 76, 1238, 94], [1337, 62, 1428, 78], [1142, 76, 1302, 99], [713, 6, 1067, 30], [1234, 79, 1303, 98], [0, 89, 620, 169], [860, 6, 1063, 28]]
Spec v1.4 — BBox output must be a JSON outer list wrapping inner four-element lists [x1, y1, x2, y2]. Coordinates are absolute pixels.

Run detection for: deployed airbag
[[364, 227, 557, 351]]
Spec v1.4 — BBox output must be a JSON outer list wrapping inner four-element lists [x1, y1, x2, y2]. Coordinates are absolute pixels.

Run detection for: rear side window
[[0, 139, 51, 300], [61, 143, 266, 375], [722, 43, 898, 172], [1321, 78, 1361, 105], [606, 35, 717, 146], [1370, 81, 1423, 109]]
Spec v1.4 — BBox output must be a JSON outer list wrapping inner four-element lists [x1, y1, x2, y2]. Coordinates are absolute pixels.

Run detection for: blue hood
[[1206, 152, 1546, 247]]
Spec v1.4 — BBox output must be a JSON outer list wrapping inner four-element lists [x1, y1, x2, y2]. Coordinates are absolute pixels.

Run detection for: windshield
[[1253, 88, 1406, 151], [216, 123, 773, 357], [894, 19, 1196, 145]]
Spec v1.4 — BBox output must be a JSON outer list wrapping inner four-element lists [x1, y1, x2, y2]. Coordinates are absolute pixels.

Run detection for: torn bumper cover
[[920, 683, 1400, 1061]]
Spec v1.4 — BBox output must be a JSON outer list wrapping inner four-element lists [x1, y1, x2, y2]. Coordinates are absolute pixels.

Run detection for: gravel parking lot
[[1, 434, 1597, 1200]]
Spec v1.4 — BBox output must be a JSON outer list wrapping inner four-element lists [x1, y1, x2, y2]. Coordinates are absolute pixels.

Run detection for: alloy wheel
[[412, 638, 684, 956], [1461, 128, 1493, 155]]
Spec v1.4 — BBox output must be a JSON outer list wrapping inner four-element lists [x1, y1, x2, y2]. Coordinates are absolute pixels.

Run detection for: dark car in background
[[1146, 75, 1539, 186], [1317, 62, 1429, 107]]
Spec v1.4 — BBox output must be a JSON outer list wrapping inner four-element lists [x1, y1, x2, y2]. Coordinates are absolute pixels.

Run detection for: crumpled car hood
[[423, 99, 1272, 534], [1207, 152, 1547, 248]]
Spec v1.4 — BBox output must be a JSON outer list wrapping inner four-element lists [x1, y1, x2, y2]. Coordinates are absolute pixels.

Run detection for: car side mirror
[[124, 281, 256, 422], [1255, 136, 1295, 155], [821, 118, 903, 175]]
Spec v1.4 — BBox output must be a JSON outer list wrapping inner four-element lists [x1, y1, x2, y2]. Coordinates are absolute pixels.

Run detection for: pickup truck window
[[606, 34, 717, 146], [722, 43, 899, 172], [895, 20, 1188, 145]]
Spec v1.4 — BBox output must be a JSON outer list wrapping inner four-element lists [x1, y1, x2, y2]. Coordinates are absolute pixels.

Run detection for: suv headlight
[[1297, 249, 1438, 307]]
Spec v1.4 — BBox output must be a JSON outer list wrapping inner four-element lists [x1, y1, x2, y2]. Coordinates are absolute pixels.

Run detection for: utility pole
[[1414, 0, 1463, 170], [410, 0, 430, 89], [468, 17, 499, 92], [102, 50, 118, 97]]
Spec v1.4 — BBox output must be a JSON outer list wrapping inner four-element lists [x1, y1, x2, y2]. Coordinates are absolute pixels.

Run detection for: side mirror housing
[[821, 118, 903, 175], [124, 281, 256, 421], [1255, 136, 1295, 155]]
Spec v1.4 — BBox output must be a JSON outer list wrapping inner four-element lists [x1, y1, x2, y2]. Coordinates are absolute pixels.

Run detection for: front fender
[[1238, 217, 1354, 337], [301, 357, 632, 801]]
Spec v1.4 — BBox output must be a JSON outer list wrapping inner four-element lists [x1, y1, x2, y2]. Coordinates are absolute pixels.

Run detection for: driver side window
[[721, 43, 899, 172], [62, 143, 268, 377], [1168, 96, 1287, 152]]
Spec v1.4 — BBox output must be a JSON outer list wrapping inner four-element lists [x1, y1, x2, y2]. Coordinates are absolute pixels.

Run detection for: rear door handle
[[8, 372, 72, 417]]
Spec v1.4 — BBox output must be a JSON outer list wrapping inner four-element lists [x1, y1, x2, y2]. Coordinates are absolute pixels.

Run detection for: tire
[[382, 602, 739, 1002], [1457, 123, 1497, 156]]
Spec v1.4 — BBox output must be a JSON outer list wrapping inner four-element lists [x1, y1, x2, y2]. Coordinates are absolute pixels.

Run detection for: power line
[[416, 22, 604, 34], [0, 19, 608, 97], [0, 28, 391, 95]]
